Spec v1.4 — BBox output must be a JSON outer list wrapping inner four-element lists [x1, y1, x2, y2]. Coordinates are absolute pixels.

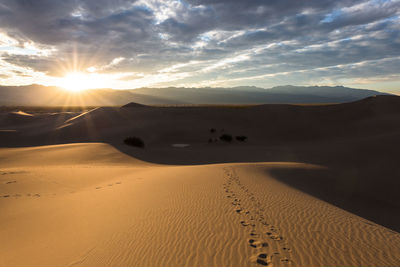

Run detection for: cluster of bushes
[[123, 130, 246, 148], [124, 136, 145, 148], [208, 128, 248, 143]]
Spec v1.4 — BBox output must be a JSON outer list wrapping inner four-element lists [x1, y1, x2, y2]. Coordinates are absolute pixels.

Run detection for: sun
[[60, 72, 94, 92]]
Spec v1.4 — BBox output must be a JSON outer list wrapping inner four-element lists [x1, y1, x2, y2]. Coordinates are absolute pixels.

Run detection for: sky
[[0, 0, 399, 93]]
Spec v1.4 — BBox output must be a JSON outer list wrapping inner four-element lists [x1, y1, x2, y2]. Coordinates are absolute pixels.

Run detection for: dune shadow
[[268, 167, 400, 233]]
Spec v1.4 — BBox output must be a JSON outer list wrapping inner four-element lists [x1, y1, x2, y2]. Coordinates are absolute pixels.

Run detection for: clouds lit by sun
[[0, 0, 399, 93]]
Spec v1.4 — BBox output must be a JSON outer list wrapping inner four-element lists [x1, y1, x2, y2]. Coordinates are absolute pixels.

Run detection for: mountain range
[[0, 84, 391, 106]]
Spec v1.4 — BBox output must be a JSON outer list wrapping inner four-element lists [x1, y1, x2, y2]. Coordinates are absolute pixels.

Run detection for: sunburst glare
[[59, 72, 98, 92]]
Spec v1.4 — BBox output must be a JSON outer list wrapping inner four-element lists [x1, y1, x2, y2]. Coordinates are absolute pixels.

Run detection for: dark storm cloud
[[0, 0, 399, 89]]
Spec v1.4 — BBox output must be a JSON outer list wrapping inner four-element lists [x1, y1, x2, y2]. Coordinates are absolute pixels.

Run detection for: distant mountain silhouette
[[0, 84, 391, 106]]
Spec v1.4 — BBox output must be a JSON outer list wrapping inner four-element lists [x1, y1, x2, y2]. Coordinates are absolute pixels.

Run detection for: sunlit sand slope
[[1, 143, 399, 266]]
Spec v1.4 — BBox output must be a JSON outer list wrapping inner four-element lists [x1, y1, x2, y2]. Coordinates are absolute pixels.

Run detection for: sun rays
[[59, 72, 94, 92]]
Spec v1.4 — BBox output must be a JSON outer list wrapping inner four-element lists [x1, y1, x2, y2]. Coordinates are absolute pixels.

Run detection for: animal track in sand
[[5, 180, 17, 184], [223, 166, 293, 265]]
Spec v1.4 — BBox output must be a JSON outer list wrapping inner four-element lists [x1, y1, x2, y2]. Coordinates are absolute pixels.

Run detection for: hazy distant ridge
[[0, 84, 390, 106]]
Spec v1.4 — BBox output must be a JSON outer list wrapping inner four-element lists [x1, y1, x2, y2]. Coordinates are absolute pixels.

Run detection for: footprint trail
[[223, 167, 293, 266]]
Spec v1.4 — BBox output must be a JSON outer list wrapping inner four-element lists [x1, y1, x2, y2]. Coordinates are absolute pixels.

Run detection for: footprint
[[116, 182, 121, 184], [281, 258, 292, 263], [6, 180, 17, 184], [34, 194, 40, 197], [96, 187, 102, 189], [270, 235, 283, 241], [232, 201, 240, 206], [108, 184, 113, 187], [240, 221, 250, 227], [250, 230, 260, 237], [3, 195, 10, 198], [255, 253, 269, 266], [249, 239, 268, 248]]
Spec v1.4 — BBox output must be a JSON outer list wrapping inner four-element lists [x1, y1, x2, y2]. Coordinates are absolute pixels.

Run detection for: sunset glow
[[0, 0, 398, 93], [59, 72, 101, 92]]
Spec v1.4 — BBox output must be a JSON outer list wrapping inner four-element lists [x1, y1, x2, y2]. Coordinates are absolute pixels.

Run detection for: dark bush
[[124, 136, 145, 148], [219, 134, 233, 142], [236, 135, 248, 142], [208, 138, 213, 143], [210, 128, 216, 133]]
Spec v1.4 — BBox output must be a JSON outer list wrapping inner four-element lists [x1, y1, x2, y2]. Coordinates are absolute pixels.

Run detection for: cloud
[[0, 0, 398, 91]]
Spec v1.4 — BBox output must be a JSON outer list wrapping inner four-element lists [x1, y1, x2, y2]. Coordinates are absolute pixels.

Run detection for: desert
[[1, 95, 400, 266], [1, 0, 400, 266]]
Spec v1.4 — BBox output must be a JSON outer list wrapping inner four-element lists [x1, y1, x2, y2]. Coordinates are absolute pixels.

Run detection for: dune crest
[[0, 143, 399, 266]]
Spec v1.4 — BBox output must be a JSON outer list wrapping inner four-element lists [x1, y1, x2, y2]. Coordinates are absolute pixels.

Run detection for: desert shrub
[[210, 128, 216, 133], [208, 138, 213, 143], [124, 136, 145, 148], [236, 135, 248, 142], [219, 134, 232, 142]]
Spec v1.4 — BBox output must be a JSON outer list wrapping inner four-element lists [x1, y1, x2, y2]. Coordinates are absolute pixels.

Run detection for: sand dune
[[1, 143, 399, 266], [1, 96, 400, 266]]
